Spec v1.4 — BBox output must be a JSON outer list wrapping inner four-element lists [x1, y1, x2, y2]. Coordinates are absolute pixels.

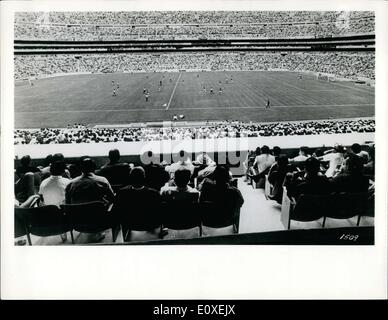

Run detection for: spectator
[[96, 149, 130, 186], [320, 144, 346, 178], [331, 154, 370, 193], [364, 144, 375, 176], [272, 146, 282, 159], [113, 167, 162, 239], [15, 171, 35, 203], [289, 146, 310, 162], [38, 160, 71, 242], [39, 160, 70, 206], [160, 168, 199, 202], [199, 165, 244, 208], [143, 151, 170, 190], [16, 155, 40, 178], [249, 145, 276, 182], [268, 155, 294, 203], [40, 153, 71, 181], [195, 152, 215, 166], [286, 157, 331, 200], [350, 143, 370, 164], [165, 150, 195, 177], [65, 157, 115, 205]]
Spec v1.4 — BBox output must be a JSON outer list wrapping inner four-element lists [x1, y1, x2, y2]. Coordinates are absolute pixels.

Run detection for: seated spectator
[[15, 171, 36, 203], [39, 160, 70, 206], [40, 153, 71, 181], [14, 194, 41, 245], [114, 167, 162, 239], [319, 144, 346, 178], [16, 155, 40, 178], [242, 150, 256, 183], [165, 150, 195, 177], [268, 155, 294, 203], [65, 157, 115, 205], [199, 165, 244, 208], [143, 151, 170, 191], [249, 145, 276, 182], [161, 168, 199, 202], [38, 160, 71, 242], [15, 194, 40, 208], [96, 149, 130, 186], [350, 143, 370, 164], [65, 157, 115, 242], [272, 146, 282, 159], [364, 145, 375, 176], [289, 146, 310, 162], [196, 161, 218, 183], [286, 157, 331, 200], [331, 154, 370, 193], [195, 152, 215, 166]]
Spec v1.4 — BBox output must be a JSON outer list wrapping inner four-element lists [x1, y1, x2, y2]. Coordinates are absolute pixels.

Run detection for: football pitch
[[14, 71, 375, 128]]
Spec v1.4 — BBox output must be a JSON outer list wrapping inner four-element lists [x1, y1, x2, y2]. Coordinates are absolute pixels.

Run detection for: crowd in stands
[[15, 149, 244, 243], [14, 140, 374, 244], [14, 119, 375, 145], [245, 142, 374, 205], [14, 51, 375, 81], [14, 11, 374, 40]]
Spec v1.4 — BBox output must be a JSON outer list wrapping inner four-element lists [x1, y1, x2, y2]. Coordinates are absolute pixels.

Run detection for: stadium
[[14, 11, 375, 245]]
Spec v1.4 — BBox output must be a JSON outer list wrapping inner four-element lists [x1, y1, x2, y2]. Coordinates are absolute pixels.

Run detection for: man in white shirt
[[39, 161, 70, 206], [38, 160, 71, 242], [289, 146, 310, 163], [252, 145, 276, 175], [319, 144, 346, 178], [195, 152, 215, 166], [165, 150, 195, 178]]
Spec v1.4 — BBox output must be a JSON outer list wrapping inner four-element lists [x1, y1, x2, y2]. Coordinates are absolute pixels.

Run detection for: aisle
[[237, 178, 285, 234]]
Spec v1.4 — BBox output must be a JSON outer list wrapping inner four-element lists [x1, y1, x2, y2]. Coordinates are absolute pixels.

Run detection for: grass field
[[14, 71, 375, 128]]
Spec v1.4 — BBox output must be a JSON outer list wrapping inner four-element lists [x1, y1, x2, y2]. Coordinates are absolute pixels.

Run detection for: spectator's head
[[255, 147, 261, 156], [50, 160, 66, 176], [174, 168, 191, 188], [52, 153, 65, 163], [272, 146, 281, 157], [43, 154, 53, 167], [178, 150, 186, 158], [313, 148, 324, 158], [351, 143, 362, 154], [80, 157, 96, 174], [346, 154, 364, 175], [129, 166, 145, 188], [20, 155, 31, 167], [304, 157, 320, 176], [213, 165, 231, 185], [261, 145, 270, 154], [334, 144, 345, 154], [108, 149, 120, 163], [300, 146, 309, 156]]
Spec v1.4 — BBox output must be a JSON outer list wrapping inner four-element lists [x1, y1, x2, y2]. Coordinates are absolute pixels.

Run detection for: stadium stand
[[14, 52, 375, 81], [14, 11, 374, 41], [14, 119, 375, 145]]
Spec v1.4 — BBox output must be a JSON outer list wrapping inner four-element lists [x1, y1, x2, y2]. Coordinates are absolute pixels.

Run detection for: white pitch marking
[[165, 73, 182, 110]]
